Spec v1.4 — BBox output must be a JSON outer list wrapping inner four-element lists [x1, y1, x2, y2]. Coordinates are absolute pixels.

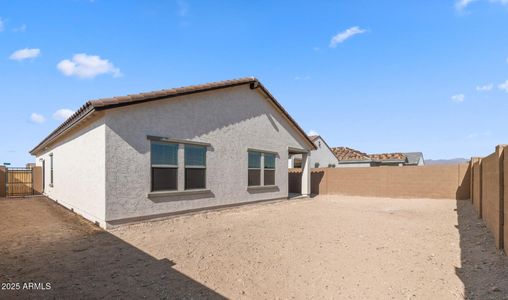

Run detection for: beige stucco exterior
[[35, 118, 107, 227], [34, 84, 313, 228]]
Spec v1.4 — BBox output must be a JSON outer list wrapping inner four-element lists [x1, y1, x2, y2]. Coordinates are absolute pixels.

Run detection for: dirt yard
[[1, 196, 508, 299]]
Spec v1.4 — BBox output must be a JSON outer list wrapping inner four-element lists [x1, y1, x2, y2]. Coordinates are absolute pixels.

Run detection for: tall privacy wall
[[0, 166, 6, 197], [289, 164, 470, 200], [470, 145, 507, 251]]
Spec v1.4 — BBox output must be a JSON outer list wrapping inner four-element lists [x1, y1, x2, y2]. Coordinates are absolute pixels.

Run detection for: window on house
[[49, 153, 54, 187], [264, 153, 275, 186], [185, 144, 206, 190], [314, 162, 320, 168], [151, 142, 178, 191], [248, 151, 261, 186], [294, 158, 302, 168], [248, 151, 276, 187]]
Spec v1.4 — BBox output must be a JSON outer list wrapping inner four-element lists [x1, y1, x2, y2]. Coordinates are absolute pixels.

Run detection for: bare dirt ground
[[1, 196, 508, 299]]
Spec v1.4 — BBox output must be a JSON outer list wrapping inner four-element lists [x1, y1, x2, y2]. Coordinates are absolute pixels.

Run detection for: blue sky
[[1, 0, 508, 165]]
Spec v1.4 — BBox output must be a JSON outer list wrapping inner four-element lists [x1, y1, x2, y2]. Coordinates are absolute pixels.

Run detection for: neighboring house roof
[[331, 147, 371, 162], [30, 77, 317, 155], [404, 152, 424, 165], [368, 153, 407, 163]]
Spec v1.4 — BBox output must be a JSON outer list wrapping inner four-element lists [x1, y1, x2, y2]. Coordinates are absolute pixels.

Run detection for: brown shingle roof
[[331, 147, 371, 161], [368, 153, 407, 161], [30, 77, 316, 154]]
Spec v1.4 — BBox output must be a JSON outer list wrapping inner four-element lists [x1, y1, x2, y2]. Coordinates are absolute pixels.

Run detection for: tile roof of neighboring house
[[30, 77, 317, 155], [331, 147, 371, 161], [404, 152, 424, 165], [368, 153, 407, 162]]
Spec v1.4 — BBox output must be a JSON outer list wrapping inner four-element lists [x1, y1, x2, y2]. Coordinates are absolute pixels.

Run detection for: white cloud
[[498, 80, 508, 92], [29, 113, 45, 124], [0, 18, 5, 32], [12, 24, 26, 32], [53, 109, 75, 121], [490, 0, 508, 5], [457, 0, 508, 11], [9, 48, 40, 61], [455, 0, 477, 10], [476, 83, 493, 91], [177, 0, 189, 16], [308, 130, 319, 136], [294, 75, 311, 81], [451, 94, 465, 103], [57, 53, 122, 79], [467, 130, 492, 139], [329, 26, 366, 48]]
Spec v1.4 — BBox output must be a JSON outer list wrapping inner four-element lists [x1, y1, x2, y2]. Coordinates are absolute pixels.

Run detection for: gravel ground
[[1, 196, 508, 299]]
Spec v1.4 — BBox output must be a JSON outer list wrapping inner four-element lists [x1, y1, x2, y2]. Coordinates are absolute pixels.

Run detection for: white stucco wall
[[289, 137, 339, 168], [104, 85, 311, 224], [336, 162, 372, 168], [35, 118, 106, 227]]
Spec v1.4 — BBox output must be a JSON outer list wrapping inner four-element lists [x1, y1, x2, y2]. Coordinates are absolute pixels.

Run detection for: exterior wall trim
[[105, 196, 290, 228], [288, 147, 309, 154], [147, 135, 212, 147], [247, 148, 279, 155], [147, 189, 212, 198]]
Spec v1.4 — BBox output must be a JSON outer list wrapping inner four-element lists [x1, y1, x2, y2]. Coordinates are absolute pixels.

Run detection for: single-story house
[[331, 147, 416, 167], [30, 78, 316, 228], [403, 152, 425, 166], [288, 135, 339, 168], [331, 147, 374, 168]]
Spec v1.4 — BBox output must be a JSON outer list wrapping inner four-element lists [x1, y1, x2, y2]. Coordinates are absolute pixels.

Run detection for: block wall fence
[[289, 164, 470, 200], [470, 145, 507, 251]]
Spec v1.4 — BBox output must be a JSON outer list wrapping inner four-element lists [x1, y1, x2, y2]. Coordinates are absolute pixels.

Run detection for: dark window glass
[[185, 168, 206, 189], [314, 162, 320, 168], [294, 159, 302, 168], [264, 170, 275, 186], [50, 154, 54, 186], [185, 145, 206, 166], [184, 145, 206, 190], [248, 152, 261, 168], [151, 142, 178, 166], [152, 167, 177, 191], [248, 170, 261, 186], [264, 154, 275, 169]]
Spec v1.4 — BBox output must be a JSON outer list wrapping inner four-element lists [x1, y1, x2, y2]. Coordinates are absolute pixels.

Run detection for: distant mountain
[[425, 158, 469, 165]]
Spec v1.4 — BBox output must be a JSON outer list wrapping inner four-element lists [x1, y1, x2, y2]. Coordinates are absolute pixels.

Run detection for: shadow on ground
[[0, 197, 224, 299], [455, 200, 508, 299]]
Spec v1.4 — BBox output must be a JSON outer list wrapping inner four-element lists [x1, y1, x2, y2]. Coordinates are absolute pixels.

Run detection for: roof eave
[[30, 77, 317, 155], [29, 104, 96, 156]]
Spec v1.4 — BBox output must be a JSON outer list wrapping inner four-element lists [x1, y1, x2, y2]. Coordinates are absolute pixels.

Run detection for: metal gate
[[6, 167, 34, 197]]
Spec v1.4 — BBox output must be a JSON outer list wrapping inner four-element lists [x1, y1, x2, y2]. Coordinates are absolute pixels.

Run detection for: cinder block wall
[[471, 159, 482, 217], [504, 151, 508, 252], [480, 148, 503, 249], [0, 166, 5, 197], [470, 145, 506, 251], [289, 164, 470, 200]]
